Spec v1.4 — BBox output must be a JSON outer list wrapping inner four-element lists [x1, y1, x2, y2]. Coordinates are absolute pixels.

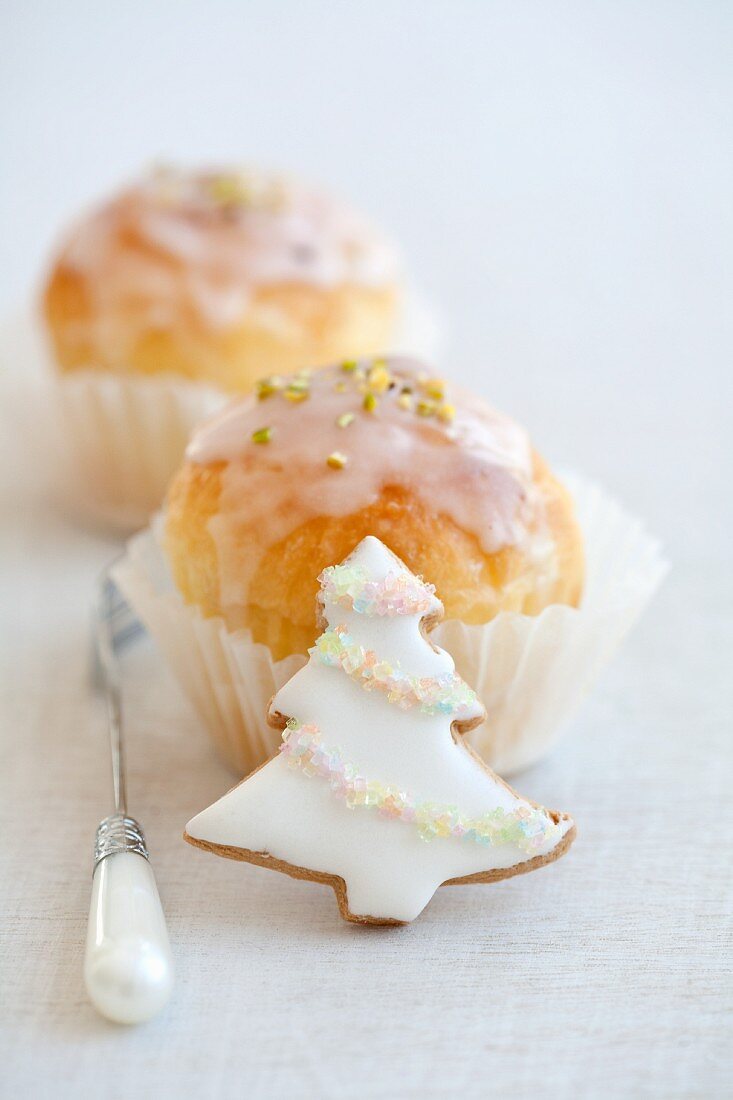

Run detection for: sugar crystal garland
[[279, 719, 558, 852], [318, 560, 437, 616], [312, 626, 480, 717], [185, 536, 575, 924]]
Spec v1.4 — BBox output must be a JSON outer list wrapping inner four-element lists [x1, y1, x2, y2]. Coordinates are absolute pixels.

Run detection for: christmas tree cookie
[[185, 537, 576, 924]]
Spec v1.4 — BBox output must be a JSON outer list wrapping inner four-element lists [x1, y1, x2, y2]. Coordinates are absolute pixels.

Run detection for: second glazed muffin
[[166, 357, 583, 660], [44, 166, 403, 391]]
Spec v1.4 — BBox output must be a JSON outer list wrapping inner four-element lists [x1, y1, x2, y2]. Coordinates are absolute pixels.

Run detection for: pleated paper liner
[[0, 310, 225, 532], [112, 474, 668, 776], [46, 370, 226, 533]]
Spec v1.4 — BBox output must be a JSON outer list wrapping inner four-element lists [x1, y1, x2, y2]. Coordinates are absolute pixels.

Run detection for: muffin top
[[186, 356, 545, 564], [50, 166, 402, 331]]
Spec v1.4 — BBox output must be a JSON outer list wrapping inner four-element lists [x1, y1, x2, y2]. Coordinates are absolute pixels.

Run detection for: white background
[[1, 2, 731, 1098]]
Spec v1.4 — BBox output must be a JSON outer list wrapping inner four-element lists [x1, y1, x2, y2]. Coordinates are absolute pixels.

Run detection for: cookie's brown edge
[[445, 702, 578, 881], [183, 812, 576, 927], [442, 816, 577, 886], [182, 831, 406, 927], [267, 701, 289, 733]]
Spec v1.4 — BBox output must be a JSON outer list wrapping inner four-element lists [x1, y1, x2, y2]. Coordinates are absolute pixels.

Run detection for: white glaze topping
[[184, 357, 546, 615], [55, 166, 402, 331], [186, 537, 572, 922]]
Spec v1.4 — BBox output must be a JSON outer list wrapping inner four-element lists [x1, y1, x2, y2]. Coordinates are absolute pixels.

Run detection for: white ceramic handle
[[84, 851, 173, 1024]]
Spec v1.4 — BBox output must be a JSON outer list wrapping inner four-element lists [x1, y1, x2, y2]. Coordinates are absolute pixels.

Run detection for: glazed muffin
[[166, 357, 584, 661], [43, 166, 403, 391]]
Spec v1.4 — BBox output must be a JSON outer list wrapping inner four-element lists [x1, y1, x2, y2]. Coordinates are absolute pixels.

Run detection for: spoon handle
[[84, 815, 173, 1025]]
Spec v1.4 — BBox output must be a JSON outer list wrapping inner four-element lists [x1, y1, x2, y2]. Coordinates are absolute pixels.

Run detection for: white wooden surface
[[1, 3, 732, 1097]]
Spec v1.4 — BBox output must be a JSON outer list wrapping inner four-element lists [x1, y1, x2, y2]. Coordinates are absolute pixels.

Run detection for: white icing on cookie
[[186, 537, 573, 922]]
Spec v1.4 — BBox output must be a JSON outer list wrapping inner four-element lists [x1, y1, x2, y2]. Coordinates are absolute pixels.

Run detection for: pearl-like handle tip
[[85, 851, 173, 1024]]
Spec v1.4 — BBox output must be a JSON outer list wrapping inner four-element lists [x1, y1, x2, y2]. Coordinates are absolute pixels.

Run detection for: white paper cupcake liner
[[44, 370, 226, 532], [0, 309, 226, 531], [112, 474, 668, 776], [435, 472, 669, 771]]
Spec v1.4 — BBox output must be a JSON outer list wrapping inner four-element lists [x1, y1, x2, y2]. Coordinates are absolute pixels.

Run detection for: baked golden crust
[[43, 264, 399, 392], [165, 452, 584, 661]]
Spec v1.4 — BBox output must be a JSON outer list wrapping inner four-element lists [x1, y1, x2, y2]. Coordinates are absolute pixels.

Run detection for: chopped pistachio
[[208, 170, 287, 210], [367, 364, 391, 393], [437, 403, 456, 422], [256, 375, 282, 399], [424, 378, 446, 400], [209, 174, 249, 205], [284, 377, 310, 402], [363, 392, 378, 413], [341, 359, 359, 373], [416, 399, 437, 417], [326, 451, 348, 469], [336, 412, 355, 428], [251, 426, 272, 444], [397, 393, 413, 411]]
